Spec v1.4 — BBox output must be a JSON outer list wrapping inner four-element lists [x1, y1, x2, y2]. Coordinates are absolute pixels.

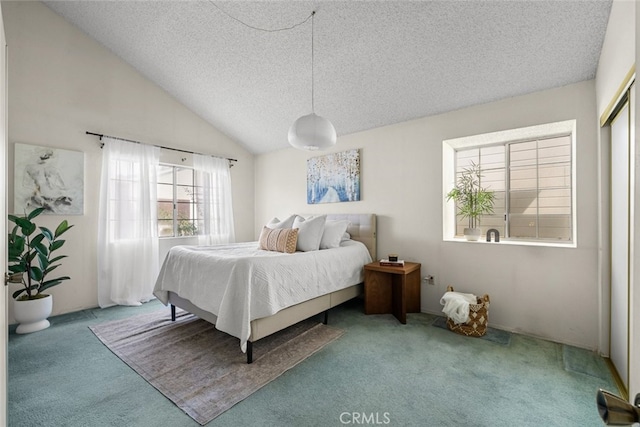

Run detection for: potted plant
[[6, 207, 73, 333], [446, 161, 495, 241]]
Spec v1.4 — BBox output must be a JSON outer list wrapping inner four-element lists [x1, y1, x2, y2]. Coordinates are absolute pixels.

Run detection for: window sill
[[443, 237, 576, 249]]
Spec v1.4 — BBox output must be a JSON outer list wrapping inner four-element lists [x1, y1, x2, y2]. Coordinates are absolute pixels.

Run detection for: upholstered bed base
[[168, 213, 376, 363], [168, 283, 363, 363]]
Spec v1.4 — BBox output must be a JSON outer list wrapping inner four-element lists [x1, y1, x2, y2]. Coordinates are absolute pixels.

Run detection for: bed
[[153, 213, 376, 363]]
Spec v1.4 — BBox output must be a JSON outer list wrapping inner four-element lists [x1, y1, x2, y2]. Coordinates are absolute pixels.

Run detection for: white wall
[[2, 1, 255, 323], [595, 0, 637, 399], [256, 80, 600, 350]]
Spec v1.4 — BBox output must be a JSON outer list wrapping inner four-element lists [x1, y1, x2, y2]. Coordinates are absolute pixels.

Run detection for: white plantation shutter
[[454, 145, 506, 237], [508, 135, 572, 241], [453, 134, 572, 242]]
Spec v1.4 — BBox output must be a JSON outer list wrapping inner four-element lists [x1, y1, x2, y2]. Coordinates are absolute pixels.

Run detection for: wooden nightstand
[[364, 261, 421, 324]]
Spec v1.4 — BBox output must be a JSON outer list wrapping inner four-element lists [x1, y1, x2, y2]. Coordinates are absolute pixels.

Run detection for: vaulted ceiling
[[44, 1, 612, 154]]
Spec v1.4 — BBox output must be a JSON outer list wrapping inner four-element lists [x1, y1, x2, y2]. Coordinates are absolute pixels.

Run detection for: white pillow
[[320, 220, 350, 249], [292, 215, 326, 251], [267, 214, 297, 229]]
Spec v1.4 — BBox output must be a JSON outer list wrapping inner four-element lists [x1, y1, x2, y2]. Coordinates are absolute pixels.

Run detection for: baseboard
[[604, 357, 628, 400], [421, 308, 598, 351]]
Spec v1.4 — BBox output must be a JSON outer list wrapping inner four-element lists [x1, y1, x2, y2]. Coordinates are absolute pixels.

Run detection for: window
[[157, 165, 201, 237], [443, 120, 576, 245]]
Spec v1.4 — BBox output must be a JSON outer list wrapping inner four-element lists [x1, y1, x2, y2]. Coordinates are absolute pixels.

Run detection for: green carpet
[[563, 344, 613, 380], [9, 298, 618, 426]]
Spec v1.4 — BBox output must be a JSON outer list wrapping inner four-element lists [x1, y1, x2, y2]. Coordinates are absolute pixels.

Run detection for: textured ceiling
[[44, 1, 612, 154]]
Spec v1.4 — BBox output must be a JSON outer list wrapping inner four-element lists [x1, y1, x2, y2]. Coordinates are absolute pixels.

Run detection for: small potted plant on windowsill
[[6, 207, 73, 334], [446, 161, 495, 241]]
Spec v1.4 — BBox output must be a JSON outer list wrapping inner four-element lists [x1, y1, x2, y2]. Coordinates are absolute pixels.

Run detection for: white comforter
[[153, 240, 372, 352]]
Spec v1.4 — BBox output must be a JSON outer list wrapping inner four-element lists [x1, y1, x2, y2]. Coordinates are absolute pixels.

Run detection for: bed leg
[[171, 304, 176, 321], [247, 341, 253, 364], [323, 310, 328, 325]]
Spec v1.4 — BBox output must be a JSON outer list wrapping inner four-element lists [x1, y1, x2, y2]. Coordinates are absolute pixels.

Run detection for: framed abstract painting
[[14, 143, 84, 215], [307, 149, 360, 204]]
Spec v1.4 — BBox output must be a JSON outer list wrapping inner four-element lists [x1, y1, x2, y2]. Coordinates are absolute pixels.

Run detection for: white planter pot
[[14, 294, 53, 334], [463, 228, 481, 241]]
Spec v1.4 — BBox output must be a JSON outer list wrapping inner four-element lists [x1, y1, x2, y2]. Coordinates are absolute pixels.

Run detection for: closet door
[[611, 98, 630, 391]]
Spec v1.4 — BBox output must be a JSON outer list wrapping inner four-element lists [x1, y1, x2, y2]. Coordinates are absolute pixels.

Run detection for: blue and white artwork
[[307, 149, 360, 204]]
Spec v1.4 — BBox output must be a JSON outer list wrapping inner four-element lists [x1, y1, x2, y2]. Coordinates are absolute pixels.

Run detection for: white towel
[[440, 291, 477, 324]]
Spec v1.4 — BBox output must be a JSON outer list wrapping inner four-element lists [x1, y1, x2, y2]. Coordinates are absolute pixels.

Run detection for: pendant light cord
[[209, 1, 314, 33], [209, 2, 317, 115]]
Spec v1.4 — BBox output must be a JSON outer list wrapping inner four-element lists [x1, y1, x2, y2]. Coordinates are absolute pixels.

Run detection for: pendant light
[[288, 11, 337, 151]]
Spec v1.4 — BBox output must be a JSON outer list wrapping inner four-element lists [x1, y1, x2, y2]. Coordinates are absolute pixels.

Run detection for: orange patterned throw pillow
[[259, 226, 299, 254]]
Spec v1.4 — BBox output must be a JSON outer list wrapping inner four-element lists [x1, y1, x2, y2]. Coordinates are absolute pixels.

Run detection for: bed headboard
[[325, 214, 377, 261]]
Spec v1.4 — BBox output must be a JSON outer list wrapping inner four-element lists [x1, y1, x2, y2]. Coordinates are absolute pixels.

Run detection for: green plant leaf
[[48, 255, 67, 264], [30, 233, 45, 247], [50, 240, 65, 252], [27, 251, 38, 263], [38, 282, 60, 293], [43, 264, 60, 275], [12, 288, 26, 299], [34, 241, 48, 257], [8, 236, 25, 260], [8, 226, 21, 245], [13, 284, 39, 300], [54, 221, 73, 239], [38, 253, 49, 271], [13, 217, 37, 236], [26, 207, 46, 220], [9, 215, 35, 233], [8, 264, 25, 274], [29, 266, 43, 282], [39, 277, 70, 293], [42, 277, 70, 285], [39, 226, 53, 241]]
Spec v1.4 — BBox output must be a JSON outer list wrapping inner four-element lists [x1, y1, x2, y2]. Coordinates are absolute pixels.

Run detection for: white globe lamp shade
[[288, 113, 337, 151]]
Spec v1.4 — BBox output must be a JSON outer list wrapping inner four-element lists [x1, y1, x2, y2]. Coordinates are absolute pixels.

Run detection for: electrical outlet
[[423, 275, 434, 285]]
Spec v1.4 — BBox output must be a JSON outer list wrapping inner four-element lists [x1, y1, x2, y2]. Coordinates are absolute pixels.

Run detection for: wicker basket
[[445, 285, 490, 337]]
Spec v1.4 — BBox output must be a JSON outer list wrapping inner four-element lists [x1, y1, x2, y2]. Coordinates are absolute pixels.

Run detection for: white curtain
[[193, 154, 235, 245], [97, 137, 160, 307]]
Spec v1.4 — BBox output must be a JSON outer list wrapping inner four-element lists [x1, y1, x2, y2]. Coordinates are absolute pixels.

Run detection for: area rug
[[89, 308, 344, 425], [431, 315, 512, 345]]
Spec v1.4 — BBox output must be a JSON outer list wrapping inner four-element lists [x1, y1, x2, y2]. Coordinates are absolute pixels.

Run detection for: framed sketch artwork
[[14, 143, 84, 215], [307, 149, 360, 204]]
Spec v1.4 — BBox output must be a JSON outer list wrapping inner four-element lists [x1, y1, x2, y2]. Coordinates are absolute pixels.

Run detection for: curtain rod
[[86, 131, 238, 164]]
